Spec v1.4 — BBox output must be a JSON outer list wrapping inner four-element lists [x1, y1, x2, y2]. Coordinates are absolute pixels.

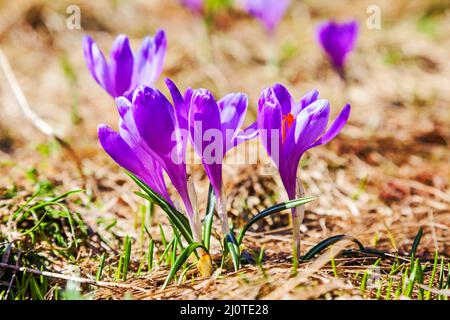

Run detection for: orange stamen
[[282, 113, 295, 143]]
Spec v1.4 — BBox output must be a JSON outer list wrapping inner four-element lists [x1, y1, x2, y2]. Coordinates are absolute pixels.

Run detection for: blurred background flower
[[244, 0, 291, 32], [316, 20, 358, 76]]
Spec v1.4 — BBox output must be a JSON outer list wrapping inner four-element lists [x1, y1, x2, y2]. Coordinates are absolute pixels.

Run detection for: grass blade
[[177, 264, 194, 285], [122, 236, 132, 281], [162, 242, 208, 290], [405, 258, 419, 297], [254, 247, 267, 278], [417, 261, 424, 300], [385, 262, 398, 300], [202, 184, 216, 250], [330, 248, 338, 278], [95, 253, 106, 281], [171, 237, 178, 268], [237, 196, 317, 245], [13, 189, 83, 221], [360, 258, 381, 295], [302, 234, 365, 261], [383, 222, 398, 252], [29, 276, 44, 300], [159, 238, 175, 265], [126, 171, 193, 244], [225, 232, 240, 271], [409, 227, 423, 261], [386, 276, 394, 300], [115, 256, 122, 281], [425, 251, 439, 300], [147, 239, 154, 271], [159, 223, 167, 248]]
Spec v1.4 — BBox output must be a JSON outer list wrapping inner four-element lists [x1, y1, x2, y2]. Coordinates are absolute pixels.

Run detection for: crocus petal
[[116, 99, 172, 203], [99, 123, 171, 203], [165, 78, 189, 130], [130, 86, 192, 217], [131, 86, 178, 158], [165, 78, 191, 159], [307, 103, 351, 150], [134, 29, 167, 87], [279, 99, 330, 199], [82, 36, 114, 96], [218, 93, 248, 146], [82, 36, 96, 82], [117, 97, 155, 162], [130, 86, 183, 173], [109, 35, 134, 97], [245, 0, 291, 32], [98, 124, 143, 177], [189, 89, 223, 195], [294, 99, 330, 151], [233, 121, 259, 147], [291, 89, 320, 116], [272, 83, 294, 115], [115, 96, 133, 118], [121, 119, 171, 203], [257, 87, 282, 167]]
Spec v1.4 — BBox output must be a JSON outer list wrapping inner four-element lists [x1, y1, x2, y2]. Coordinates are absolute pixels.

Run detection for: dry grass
[[0, 0, 449, 300]]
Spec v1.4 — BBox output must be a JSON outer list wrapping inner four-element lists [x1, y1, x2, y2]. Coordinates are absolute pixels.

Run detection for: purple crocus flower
[[83, 30, 167, 97], [188, 90, 257, 196], [165, 85, 258, 234], [179, 0, 203, 13], [316, 20, 359, 72], [257, 83, 351, 256], [244, 0, 291, 32], [98, 81, 204, 242]]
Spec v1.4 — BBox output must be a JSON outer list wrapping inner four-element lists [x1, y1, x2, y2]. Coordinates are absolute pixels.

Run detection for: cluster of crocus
[[316, 20, 359, 76], [82, 30, 166, 97], [257, 84, 351, 259], [179, 3, 359, 73], [98, 79, 257, 245], [86, 15, 353, 273], [99, 81, 197, 241]]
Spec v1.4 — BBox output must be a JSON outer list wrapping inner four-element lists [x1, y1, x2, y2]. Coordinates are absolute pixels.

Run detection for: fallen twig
[[0, 262, 150, 294], [0, 47, 85, 182], [417, 283, 450, 297], [5, 250, 21, 298]]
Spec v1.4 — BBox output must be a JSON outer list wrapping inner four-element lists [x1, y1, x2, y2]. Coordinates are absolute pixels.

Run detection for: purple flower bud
[[83, 30, 167, 97], [244, 0, 291, 32], [316, 20, 359, 71], [179, 0, 203, 13]]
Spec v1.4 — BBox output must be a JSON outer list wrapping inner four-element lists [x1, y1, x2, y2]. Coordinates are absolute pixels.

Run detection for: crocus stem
[[292, 177, 306, 263], [292, 209, 302, 267], [187, 178, 213, 277], [336, 66, 347, 82], [217, 186, 230, 236], [187, 177, 202, 243]]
